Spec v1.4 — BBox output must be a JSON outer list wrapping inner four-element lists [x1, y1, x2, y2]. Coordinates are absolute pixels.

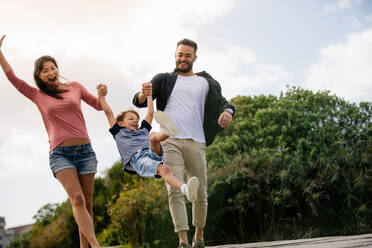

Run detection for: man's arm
[[97, 84, 116, 128]]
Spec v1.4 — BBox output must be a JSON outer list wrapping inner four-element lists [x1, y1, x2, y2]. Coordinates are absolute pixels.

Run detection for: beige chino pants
[[162, 138, 208, 233]]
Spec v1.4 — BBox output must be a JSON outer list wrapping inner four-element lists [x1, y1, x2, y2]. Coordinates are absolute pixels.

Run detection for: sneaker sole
[[154, 111, 179, 136], [188, 177, 200, 202]]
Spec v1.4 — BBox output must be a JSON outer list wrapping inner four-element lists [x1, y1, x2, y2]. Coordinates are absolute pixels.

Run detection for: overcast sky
[[0, 0, 371, 228]]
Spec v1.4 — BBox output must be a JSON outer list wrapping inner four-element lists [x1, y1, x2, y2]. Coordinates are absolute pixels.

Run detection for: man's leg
[[162, 138, 190, 245], [183, 140, 208, 245]]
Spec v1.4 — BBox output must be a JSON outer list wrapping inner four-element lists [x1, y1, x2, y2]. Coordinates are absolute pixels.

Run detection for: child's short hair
[[116, 109, 140, 122]]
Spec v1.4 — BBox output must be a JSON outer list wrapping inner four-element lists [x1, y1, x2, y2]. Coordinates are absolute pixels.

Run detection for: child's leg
[[157, 163, 200, 202], [157, 163, 182, 190], [150, 131, 169, 155]]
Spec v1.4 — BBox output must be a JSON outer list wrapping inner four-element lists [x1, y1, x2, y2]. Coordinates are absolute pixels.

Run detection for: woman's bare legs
[[56, 169, 100, 248], [78, 173, 95, 248]]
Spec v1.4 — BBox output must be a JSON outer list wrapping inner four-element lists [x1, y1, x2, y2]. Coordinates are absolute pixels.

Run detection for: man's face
[[175, 44, 197, 73]]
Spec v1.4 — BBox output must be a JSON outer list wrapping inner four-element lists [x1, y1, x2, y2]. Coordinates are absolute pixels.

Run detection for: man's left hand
[[218, 110, 232, 128]]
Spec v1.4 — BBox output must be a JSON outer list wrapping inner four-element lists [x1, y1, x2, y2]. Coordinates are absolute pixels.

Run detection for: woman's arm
[[0, 35, 37, 100], [79, 82, 103, 110]]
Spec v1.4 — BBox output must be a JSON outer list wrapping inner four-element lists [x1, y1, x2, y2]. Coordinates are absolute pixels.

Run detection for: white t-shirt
[[164, 75, 209, 143]]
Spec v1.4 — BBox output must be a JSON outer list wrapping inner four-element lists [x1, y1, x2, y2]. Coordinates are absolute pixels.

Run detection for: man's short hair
[[177, 38, 198, 53]]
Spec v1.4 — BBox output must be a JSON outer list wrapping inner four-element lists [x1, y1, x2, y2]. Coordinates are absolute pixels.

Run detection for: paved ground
[[104, 233, 372, 247], [206, 233, 372, 248]]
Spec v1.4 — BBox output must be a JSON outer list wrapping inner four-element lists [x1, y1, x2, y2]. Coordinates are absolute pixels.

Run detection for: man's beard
[[176, 61, 193, 73]]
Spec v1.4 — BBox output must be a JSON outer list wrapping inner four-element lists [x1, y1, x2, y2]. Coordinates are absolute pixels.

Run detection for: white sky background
[[0, 0, 371, 228]]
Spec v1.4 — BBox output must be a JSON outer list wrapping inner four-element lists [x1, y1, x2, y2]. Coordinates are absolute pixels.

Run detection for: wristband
[[224, 108, 233, 115]]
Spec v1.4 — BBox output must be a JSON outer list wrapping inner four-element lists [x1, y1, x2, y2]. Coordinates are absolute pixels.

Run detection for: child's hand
[[97, 84, 107, 96], [142, 82, 152, 96]]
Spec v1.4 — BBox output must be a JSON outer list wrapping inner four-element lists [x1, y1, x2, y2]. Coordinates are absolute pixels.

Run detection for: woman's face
[[39, 61, 59, 84]]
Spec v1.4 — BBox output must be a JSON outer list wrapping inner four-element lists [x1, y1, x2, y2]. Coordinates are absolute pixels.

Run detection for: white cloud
[[324, 0, 364, 12], [304, 28, 372, 103], [196, 40, 293, 99], [338, 0, 364, 9]]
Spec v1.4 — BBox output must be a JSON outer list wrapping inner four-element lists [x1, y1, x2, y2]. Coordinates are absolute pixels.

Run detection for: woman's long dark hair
[[33, 56, 68, 99]]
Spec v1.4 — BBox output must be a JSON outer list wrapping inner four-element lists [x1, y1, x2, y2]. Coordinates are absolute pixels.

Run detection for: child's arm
[[97, 84, 116, 128], [144, 91, 154, 125]]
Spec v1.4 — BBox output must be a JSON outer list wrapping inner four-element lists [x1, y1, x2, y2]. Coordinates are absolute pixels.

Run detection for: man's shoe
[[192, 239, 205, 248], [186, 177, 200, 202], [154, 111, 179, 136], [179, 242, 191, 248]]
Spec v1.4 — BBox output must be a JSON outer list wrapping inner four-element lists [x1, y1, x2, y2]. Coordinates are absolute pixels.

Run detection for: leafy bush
[[206, 87, 372, 244], [99, 175, 175, 247]]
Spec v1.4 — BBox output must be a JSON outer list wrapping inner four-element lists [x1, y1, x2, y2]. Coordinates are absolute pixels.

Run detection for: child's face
[[118, 112, 139, 130]]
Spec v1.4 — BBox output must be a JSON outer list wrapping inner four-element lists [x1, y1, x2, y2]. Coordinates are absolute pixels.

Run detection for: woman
[[0, 35, 103, 248]]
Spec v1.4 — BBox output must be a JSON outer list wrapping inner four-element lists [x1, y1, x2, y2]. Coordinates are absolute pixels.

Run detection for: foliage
[[7, 232, 31, 248], [98, 175, 174, 247], [29, 202, 78, 248], [206, 87, 372, 244]]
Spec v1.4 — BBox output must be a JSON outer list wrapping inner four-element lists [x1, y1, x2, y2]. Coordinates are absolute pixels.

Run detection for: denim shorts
[[49, 143, 98, 177], [130, 147, 163, 179]]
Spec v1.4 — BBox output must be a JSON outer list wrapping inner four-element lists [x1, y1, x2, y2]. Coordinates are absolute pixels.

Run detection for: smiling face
[[118, 112, 139, 130], [175, 44, 197, 75], [39, 61, 59, 84]]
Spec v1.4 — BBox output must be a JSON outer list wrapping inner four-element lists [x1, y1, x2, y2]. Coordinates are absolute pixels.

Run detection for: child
[[97, 84, 200, 202]]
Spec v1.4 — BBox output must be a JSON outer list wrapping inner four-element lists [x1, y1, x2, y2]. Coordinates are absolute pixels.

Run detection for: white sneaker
[[186, 177, 200, 202], [154, 111, 179, 136]]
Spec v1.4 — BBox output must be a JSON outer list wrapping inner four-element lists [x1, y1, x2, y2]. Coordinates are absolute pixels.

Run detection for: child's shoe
[[154, 111, 179, 136]]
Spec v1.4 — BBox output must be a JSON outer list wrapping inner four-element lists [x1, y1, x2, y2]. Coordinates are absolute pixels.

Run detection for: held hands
[[141, 82, 152, 96], [218, 110, 232, 128], [96, 84, 107, 96]]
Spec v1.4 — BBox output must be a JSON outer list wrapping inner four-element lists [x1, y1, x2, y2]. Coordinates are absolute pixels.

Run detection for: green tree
[[206, 87, 372, 244]]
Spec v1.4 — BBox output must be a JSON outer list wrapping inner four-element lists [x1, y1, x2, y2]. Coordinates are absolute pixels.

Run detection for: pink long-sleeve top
[[6, 70, 103, 151]]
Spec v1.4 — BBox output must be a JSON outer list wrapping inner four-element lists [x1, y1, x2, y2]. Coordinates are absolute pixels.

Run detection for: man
[[132, 38, 235, 248]]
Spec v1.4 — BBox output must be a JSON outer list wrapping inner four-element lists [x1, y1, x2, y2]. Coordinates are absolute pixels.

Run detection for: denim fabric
[[49, 143, 97, 177], [130, 147, 163, 178]]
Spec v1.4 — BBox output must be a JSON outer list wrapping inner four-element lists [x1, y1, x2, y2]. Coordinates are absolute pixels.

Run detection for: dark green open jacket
[[132, 70, 235, 146]]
